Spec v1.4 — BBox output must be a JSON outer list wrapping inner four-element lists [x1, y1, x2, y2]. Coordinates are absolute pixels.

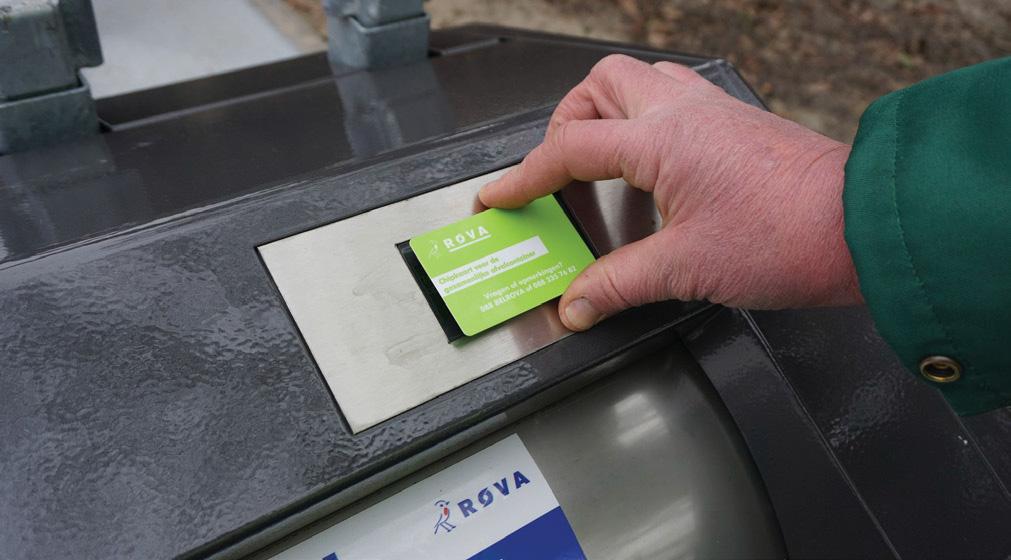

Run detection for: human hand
[[478, 54, 863, 331]]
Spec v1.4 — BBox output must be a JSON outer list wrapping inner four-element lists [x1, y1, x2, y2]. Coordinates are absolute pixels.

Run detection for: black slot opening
[[397, 240, 466, 343], [554, 191, 601, 260]]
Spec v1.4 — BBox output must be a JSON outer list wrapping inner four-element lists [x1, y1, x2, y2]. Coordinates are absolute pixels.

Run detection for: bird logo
[[433, 499, 456, 534]]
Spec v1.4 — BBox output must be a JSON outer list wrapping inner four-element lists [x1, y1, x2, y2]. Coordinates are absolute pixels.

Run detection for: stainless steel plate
[[259, 168, 659, 432]]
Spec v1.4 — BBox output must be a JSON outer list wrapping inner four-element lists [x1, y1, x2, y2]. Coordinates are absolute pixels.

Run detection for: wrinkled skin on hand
[[479, 54, 863, 331]]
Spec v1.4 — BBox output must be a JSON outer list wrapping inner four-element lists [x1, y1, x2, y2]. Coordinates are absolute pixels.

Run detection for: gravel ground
[[620, 0, 1011, 141], [286, 0, 1010, 141]]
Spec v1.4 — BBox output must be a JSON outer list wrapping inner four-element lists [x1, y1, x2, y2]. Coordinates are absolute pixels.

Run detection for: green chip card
[[409, 195, 596, 337]]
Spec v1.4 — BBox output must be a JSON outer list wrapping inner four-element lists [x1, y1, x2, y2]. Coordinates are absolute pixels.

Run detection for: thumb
[[559, 228, 690, 331]]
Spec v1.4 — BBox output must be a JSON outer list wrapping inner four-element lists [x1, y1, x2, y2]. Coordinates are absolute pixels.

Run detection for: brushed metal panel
[[259, 168, 659, 432]]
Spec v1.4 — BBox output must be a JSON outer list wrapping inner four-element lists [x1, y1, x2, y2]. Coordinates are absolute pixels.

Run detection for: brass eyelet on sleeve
[[919, 356, 962, 383]]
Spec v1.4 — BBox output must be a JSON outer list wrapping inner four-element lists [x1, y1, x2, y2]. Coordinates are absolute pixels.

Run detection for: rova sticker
[[270, 435, 586, 560]]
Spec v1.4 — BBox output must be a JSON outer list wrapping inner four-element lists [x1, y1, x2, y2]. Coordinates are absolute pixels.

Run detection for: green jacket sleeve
[[844, 56, 1011, 415]]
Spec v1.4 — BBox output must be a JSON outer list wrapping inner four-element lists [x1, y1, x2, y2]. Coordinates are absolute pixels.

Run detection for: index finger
[[479, 119, 642, 208]]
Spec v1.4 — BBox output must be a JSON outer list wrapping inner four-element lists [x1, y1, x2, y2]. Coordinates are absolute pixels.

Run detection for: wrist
[[804, 142, 864, 306]]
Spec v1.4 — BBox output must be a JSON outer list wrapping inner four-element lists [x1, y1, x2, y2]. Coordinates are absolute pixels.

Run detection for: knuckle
[[585, 254, 640, 310], [656, 229, 701, 301], [549, 90, 586, 128], [592, 54, 637, 78], [549, 121, 574, 157], [607, 123, 658, 189], [548, 113, 567, 131], [597, 261, 634, 309], [653, 61, 709, 92], [680, 64, 705, 82], [651, 60, 678, 71]]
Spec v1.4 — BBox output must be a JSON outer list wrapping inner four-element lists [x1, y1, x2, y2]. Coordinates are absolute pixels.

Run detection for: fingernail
[[564, 298, 603, 330]]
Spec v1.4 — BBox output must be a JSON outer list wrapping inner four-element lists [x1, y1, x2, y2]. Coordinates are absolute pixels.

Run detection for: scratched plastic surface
[[679, 307, 1011, 558], [751, 307, 1011, 558], [0, 29, 727, 559], [0, 120, 543, 559]]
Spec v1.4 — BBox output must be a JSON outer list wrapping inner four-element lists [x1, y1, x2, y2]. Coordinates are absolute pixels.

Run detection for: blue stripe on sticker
[[467, 507, 586, 560]]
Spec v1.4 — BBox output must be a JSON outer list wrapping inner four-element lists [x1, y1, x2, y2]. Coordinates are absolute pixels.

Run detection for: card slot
[[554, 192, 601, 260], [396, 240, 466, 343]]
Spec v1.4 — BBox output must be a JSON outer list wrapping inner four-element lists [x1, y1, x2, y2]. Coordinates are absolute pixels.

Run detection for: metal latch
[[0, 0, 103, 155], [323, 0, 430, 70]]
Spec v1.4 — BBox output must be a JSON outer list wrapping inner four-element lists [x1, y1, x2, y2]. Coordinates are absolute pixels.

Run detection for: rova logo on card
[[433, 469, 532, 536], [443, 226, 491, 251]]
